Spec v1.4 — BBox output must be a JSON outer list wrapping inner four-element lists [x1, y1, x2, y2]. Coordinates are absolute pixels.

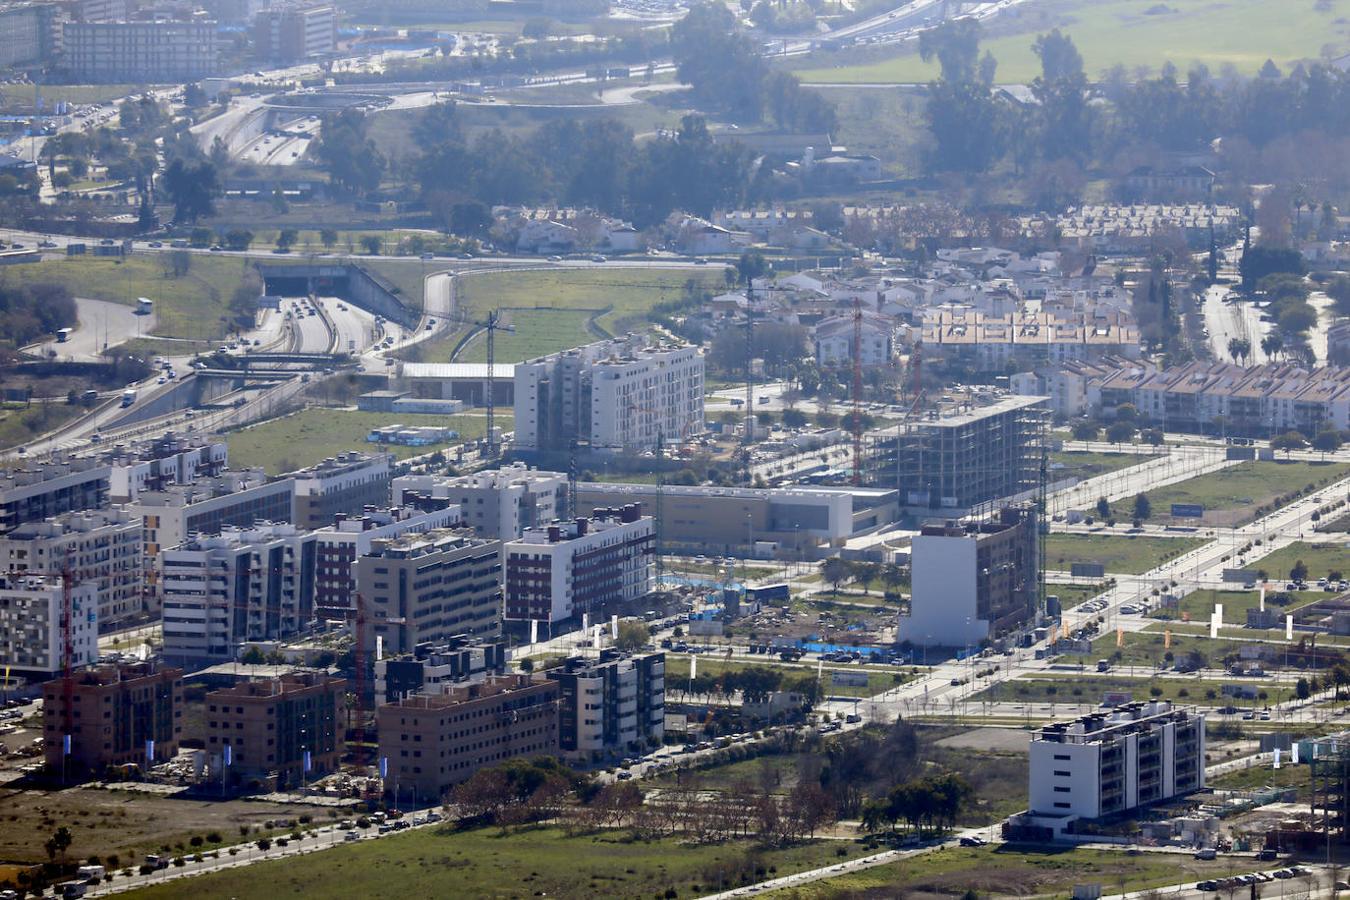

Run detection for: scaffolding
[[1312, 748, 1350, 850]]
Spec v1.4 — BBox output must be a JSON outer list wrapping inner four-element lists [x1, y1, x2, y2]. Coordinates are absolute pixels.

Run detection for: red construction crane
[[851, 299, 864, 486]]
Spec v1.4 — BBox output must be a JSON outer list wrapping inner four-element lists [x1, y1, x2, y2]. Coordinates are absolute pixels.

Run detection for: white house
[[813, 312, 893, 368]]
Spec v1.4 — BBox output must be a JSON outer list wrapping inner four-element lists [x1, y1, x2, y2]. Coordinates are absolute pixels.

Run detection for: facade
[[547, 651, 664, 758], [0, 574, 97, 679], [129, 469, 295, 562], [0, 4, 59, 67], [920, 309, 1141, 371], [312, 505, 462, 620], [575, 482, 859, 555], [104, 434, 228, 503], [252, 5, 333, 62], [1029, 701, 1206, 820], [159, 523, 317, 665], [356, 529, 502, 658], [376, 674, 560, 802], [503, 506, 653, 625], [0, 509, 143, 630], [374, 636, 507, 704], [898, 504, 1038, 648], [42, 662, 183, 772], [513, 336, 704, 452], [814, 313, 894, 369], [62, 20, 220, 83], [867, 393, 1048, 513], [204, 673, 345, 787], [394, 464, 566, 540], [0, 459, 110, 534], [287, 452, 391, 530]]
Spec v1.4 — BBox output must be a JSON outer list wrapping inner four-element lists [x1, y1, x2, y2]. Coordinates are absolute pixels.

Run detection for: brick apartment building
[[43, 662, 183, 774], [204, 673, 345, 788]]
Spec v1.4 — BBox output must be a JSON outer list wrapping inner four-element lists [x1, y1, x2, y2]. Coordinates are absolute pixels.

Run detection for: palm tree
[[1260, 332, 1284, 361], [1227, 337, 1251, 364]]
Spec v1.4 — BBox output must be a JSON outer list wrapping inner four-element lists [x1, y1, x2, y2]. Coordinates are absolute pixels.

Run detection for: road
[[27, 298, 155, 362]]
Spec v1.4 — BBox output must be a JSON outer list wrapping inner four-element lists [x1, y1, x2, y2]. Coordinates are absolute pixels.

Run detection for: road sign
[[1171, 503, 1204, 519], [1070, 562, 1105, 579]]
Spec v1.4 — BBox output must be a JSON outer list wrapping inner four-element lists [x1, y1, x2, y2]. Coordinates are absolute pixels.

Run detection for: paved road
[[28, 298, 154, 363]]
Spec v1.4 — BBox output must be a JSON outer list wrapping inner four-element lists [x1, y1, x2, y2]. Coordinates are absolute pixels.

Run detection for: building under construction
[[864, 391, 1049, 517], [1312, 747, 1350, 847]]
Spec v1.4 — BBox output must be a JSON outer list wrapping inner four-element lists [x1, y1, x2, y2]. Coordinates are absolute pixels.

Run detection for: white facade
[[1029, 701, 1206, 821], [106, 438, 228, 503], [900, 530, 981, 647], [514, 338, 704, 452], [813, 314, 894, 368], [63, 21, 220, 82], [393, 464, 565, 540], [312, 504, 462, 615], [0, 575, 97, 677], [0, 509, 143, 629]]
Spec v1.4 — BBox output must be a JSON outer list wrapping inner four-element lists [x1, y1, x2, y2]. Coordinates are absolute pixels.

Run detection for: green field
[[1044, 581, 1108, 609], [759, 844, 1254, 899], [1150, 587, 1326, 625], [225, 408, 510, 474], [0, 401, 83, 452], [1050, 450, 1154, 482], [1, 254, 257, 342], [1116, 460, 1350, 527], [972, 673, 1243, 706], [456, 308, 600, 363], [1043, 533, 1205, 575], [123, 825, 864, 900], [793, 0, 1346, 84], [663, 655, 907, 699], [1250, 541, 1350, 584]]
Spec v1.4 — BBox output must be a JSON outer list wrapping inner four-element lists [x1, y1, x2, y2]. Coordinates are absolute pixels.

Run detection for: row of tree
[[859, 773, 973, 838]]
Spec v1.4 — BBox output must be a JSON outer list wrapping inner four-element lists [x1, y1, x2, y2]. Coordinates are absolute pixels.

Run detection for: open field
[[1, 255, 256, 342], [793, 0, 1347, 84], [20, 84, 152, 105], [0, 401, 84, 453], [1149, 587, 1326, 624], [1250, 541, 1350, 584], [1044, 582, 1108, 609], [455, 308, 599, 363], [1050, 450, 1155, 482], [663, 655, 908, 699], [759, 844, 1251, 899], [971, 673, 1245, 706], [224, 408, 511, 474], [124, 824, 867, 900], [0, 785, 327, 866], [1043, 533, 1205, 575], [1114, 460, 1350, 527]]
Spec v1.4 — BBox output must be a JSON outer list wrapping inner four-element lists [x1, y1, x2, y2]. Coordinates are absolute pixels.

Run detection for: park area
[[1043, 533, 1204, 575], [1113, 459, 1350, 527], [123, 824, 866, 900], [793, 0, 1342, 84], [224, 408, 511, 474]]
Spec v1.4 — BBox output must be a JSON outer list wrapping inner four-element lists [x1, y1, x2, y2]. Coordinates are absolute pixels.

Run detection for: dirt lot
[[932, 727, 1031, 755], [0, 784, 332, 865]]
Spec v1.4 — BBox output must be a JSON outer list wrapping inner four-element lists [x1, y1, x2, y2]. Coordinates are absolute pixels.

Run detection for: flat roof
[[401, 362, 515, 380]]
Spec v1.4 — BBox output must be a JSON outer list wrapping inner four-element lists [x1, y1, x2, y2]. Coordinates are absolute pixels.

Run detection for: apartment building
[[204, 673, 345, 788], [0, 459, 110, 534], [1029, 701, 1205, 822], [62, 20, 220, 83], [547, 650, 664, 758], [0, 509, 143, 629], [503, 506, 653, 625], [287, 452, 391, 530], [159, 523, 317, 665], [312, 505, 461, 620], [813, 312, 894, 369], [898, 504, 1038, 648], [374, 635, 507, 704], [514, 336, 704, 452], [394, 464, 566, 540], [129, 469, 295, 561], [0, 574, 97, 679], [920, 309, 1141, 372], [867, 392, 1048, 513], [377, 674, 560, 801], [356, 529, 502, 658], [252, 4, 333, 62], [104, 434, 228, 503], [42, 662, 183, 773], [0, 3, 59, 67]]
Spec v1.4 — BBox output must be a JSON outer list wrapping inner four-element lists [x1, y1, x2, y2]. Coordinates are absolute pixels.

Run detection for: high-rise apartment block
[[287, 452, 391, 530], [394, 464, 566, 540], [514, 337, 704, 452], [62, 20, 220, 83], [0, 574, 97, 679], [547, 650, 664, 758], [252, 5, 334, 62]]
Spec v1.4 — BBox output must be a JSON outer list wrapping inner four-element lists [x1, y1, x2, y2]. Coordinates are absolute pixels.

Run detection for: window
[[1053, 786, 1070, 793], [1053, 802, 1070, 809], [1053, 770, 1070, 777]]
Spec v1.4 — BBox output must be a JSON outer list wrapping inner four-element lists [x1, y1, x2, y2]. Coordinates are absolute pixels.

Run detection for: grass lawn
[[124, 824, 865, 900], [663, 655, 908, 699], [1118, 460, 1350, 527], [0, 785, 327, 866], [1149, 587, 1325, 625], [455, 308, 599, 363], [792, 0, 1346, 84], [1209, 759, 1312, 801], [811, 85, 928, 173], [31, 84, 154, 104], [972, 673, 1238, 706], [1043, 533, 1205, 575], [0, 401, 83, 452], [224, 408, 511, 474], [1250, 541, 1350, 585], [1057, 626, 1277, 674], [1044, 581, 1108, 609], [1049, 450, 1155, 482], [759, 844, 1252, 899], [1, 254, 259, 342]]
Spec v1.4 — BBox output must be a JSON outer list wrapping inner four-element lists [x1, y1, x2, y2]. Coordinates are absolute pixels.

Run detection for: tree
[[1227, 337, 1251, 364], [1313, 429, 1343, 456], [359, 235, 382, 255], [320, 229, 338, 251], [313, 110, 386, 196], [44, 826, 73, 863], [160, 158, 219, 224], [1071, 420, 1100, 442], [276, 229, 298, 252], [1296, 677, 1311, 700], [1030, 29, 1092, 161], [1096, 496, 1111, 520], [1261, 332, 1284, 361], [615, 620, 650, 652], [1271, 430, 1307, 455], [782, 408, 807, 429], [1106, 421, 1135, 445], [1132, 493, 1152, 521], [224, 229, 253, 252], [1239, 245, 1306, 291], [1328, 275, 1350, 319], [821, 557, 848, 594], [167, 249, 192, 277], [1291, 559, 1309, 582]]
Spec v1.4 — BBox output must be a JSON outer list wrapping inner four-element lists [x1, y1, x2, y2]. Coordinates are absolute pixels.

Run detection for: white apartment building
[[105, 436, 228, 503], [0, 509, 143, 629], [288, 452, 391, 530], [813, 313, 894, 369], [514, 337, 704, 452], [503, 505, 653, 624], [1029, 701, 1205, 823], [62, 20, 220, 83], [546, 650, 665, 757], [129, 470, 295, 561], [393, 463, 566, 540], [0, 575, 98, 678], [159, 523, 316, 664]]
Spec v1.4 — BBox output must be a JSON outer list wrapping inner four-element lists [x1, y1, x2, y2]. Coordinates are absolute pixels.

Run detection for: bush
[[256, 838, 271, 851], [189, 835, 203, 847], [172, 857, 185, 868], [205, 831, 221, 844]]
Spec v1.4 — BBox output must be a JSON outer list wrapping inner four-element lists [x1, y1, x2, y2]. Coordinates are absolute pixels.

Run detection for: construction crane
[[851, 299, 864, 486], [448, 310, 515, 459], [351, 591, 370, 766]]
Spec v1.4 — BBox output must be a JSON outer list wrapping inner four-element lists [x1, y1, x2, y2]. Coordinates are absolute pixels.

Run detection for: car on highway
[[591, 254, 607, 263]]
